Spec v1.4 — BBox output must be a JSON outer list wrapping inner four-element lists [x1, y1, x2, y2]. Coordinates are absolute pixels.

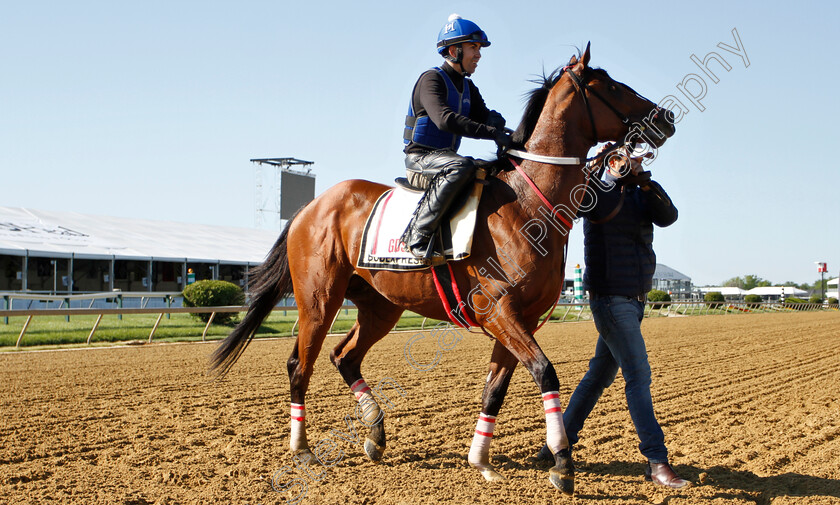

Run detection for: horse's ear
[[582, 42, 591, 67], [568, 54, 578, 66]]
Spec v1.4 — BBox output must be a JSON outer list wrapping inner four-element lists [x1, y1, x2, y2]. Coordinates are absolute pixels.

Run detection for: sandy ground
[[1, 311, 839, 505]]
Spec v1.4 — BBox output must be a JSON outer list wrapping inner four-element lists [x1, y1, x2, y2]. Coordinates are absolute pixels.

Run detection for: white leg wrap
[[468, 413, 496, 466], [542, 391, 568, 454], [351, 379, 382, 425], [290, 402, 307, 452]]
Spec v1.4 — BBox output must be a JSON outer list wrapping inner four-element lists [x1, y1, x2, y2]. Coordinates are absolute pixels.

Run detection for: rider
[[401, 14, 513, 263]]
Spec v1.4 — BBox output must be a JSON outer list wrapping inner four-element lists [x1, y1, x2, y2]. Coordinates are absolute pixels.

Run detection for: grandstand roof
[[0, 206, 279, 264], [653, 264, 691, 281]]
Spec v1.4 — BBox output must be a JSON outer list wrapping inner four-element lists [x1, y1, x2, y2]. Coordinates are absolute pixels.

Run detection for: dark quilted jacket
[[579, 176, 678, 297]]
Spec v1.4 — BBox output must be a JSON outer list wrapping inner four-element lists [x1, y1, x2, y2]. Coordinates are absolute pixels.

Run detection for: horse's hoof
[[477, 467, 506, 482], [364, 437, 385, 462], [292, 447, 313, 458], [549, 466, 575, 496], [293, 448, 324, 466]]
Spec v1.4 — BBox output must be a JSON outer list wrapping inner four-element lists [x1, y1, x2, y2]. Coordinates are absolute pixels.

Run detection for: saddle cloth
[[356, 177, 484, 271]]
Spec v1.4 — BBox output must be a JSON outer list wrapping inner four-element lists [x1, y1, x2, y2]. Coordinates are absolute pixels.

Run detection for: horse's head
[[549, 43, 676, 149]]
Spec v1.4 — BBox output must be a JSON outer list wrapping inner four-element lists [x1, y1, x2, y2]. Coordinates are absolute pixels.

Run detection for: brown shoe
[[645, 462, 691, 489]]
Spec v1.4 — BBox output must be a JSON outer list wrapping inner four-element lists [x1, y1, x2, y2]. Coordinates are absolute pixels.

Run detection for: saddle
[[356, 169, 487, 271]]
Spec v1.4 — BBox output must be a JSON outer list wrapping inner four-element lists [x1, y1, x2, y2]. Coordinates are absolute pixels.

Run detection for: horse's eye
[[609, 84, 618, 92]]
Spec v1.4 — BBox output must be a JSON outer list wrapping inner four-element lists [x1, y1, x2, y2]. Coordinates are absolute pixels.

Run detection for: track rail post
[[149, 313, 164, 343], [201, 312, 217, 342], [16, 315, 33, 348], [87, 314, 103, 344]]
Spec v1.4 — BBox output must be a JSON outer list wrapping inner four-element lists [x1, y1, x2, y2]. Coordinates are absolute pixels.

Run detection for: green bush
[[182, 280, 245, 325], [647, 289, 671, 309], [808, 295, 824, 304], [829, 297, 839, 305], [783, 297, 808, 311], [704, 291, 724, 308], [744, 294, 762, 304]]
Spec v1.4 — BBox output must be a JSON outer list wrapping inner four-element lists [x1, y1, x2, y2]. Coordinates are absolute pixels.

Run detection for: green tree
[[722, 276, 745, 288], [722, 275, 772, 290], [812, 278, 828, 294], [742, 274, 769, 290]]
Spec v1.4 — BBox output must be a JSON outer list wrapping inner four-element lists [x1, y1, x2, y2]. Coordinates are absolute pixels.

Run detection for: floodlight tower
[[250, 157, 314, 229]]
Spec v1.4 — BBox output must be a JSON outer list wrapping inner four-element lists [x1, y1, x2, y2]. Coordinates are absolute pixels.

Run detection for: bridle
[[564, 66, 659, 145], [507, 66, 656, 168], [506, 65, 657, 224]]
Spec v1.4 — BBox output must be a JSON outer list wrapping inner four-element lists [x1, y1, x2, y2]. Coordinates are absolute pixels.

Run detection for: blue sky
[[2, 1, 838, 286]]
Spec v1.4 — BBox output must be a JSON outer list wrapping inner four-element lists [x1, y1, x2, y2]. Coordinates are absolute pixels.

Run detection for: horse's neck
[[513, 128, 590, 207]]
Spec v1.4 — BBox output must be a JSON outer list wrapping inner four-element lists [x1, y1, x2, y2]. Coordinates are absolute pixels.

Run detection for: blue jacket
[[403, 64, 496, 154], [404, 67, 471, 150], [578, 174, 678, 297]]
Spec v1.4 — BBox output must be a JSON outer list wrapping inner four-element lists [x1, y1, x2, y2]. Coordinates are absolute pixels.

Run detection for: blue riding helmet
[[436, 14, 490, 55]]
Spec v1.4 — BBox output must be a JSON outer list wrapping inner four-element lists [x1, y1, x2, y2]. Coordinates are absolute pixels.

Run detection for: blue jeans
[[563, 295, 668, 463]]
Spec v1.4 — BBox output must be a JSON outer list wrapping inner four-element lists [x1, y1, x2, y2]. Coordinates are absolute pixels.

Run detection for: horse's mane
[[511, 67, 567, 147], [488, 57, 608, 174], [509, 63, 612, 148]]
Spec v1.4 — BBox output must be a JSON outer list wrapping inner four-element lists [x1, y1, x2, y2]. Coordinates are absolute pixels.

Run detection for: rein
[[508, 158, 574, 230]]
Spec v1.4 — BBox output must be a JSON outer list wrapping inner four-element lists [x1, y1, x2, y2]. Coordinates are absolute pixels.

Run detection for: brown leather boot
[[645, 462, 691, 488]]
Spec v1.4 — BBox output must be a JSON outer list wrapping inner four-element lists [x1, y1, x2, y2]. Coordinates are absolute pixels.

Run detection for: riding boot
[[401, 165, 474, 262]]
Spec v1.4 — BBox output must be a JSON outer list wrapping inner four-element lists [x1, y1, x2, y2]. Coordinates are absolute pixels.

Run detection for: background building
[[0, 206, 279, 294], [826, 277, 839, 300], [651, 263, 692, 299], [744, 286, 809, 301]]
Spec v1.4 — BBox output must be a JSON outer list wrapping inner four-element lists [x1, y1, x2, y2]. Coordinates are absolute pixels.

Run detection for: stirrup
[[406, 230, 445, 266]]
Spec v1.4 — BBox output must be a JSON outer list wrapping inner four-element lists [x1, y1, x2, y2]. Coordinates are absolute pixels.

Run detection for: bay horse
[[211, 44, 675, 496]]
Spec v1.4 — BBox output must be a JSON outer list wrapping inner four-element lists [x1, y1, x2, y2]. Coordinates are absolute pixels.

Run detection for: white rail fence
[[1, 298, 837, 348]]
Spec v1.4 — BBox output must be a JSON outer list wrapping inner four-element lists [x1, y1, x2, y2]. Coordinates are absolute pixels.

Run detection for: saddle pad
[[356, 180, 483, 271]]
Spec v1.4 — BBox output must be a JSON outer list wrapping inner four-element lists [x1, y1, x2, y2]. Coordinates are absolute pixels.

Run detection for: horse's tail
[[209, 208, 300, 378]]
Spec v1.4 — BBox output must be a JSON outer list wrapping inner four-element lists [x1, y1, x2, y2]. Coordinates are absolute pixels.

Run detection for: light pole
[[815, 262, 827, 301]]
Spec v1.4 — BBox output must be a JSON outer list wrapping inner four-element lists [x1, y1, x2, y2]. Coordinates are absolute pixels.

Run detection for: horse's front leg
[[481, 312, 575, 496], [468, 340, 518, 481]]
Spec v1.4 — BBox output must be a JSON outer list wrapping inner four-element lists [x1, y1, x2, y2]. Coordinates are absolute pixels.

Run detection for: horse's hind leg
[[330, 279, 404, 462], [286, 276, 350, 458]]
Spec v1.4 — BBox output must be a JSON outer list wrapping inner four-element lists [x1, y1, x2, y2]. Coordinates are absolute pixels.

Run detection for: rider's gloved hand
[[486, 110, 507, 130], [493, 127, 513, 152]]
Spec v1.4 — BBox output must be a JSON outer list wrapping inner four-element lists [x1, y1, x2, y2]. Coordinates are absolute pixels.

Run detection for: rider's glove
[[486, 110, 507, 130], [493, 128, 513, 152]]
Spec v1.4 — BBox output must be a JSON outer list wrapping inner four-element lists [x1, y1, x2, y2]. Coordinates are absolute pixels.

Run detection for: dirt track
[[1, 311, 839, 504]]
